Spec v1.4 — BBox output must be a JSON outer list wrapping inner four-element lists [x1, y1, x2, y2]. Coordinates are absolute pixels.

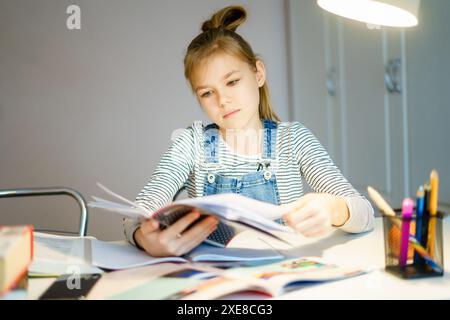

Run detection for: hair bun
[[201, 5, 247, 33]]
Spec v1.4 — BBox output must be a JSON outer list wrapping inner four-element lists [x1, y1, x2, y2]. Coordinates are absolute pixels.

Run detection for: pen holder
[[382, 209, 447, 279]]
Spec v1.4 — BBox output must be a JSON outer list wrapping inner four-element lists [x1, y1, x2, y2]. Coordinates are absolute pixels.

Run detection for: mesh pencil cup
[[382, 209, 446, 279]]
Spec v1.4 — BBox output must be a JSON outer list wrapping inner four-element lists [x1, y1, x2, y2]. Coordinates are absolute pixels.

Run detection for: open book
[[30, 232, 284, 276], [166, 257, 370, 299], [99, 257, 370, 300], [88, 183, 295, 247]]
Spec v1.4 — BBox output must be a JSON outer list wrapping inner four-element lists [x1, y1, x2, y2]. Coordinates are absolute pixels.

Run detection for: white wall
[[0, 0, 290, 240]]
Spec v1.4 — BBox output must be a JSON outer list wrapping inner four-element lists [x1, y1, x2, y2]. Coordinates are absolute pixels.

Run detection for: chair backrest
[[0, 187, 88, 236]]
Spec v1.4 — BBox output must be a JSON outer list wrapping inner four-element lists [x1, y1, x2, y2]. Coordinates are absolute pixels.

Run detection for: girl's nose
[[218, 91, 231, 108]]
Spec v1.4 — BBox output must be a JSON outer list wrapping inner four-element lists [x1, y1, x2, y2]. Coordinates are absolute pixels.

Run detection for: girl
[[125, 6, 374, 257]]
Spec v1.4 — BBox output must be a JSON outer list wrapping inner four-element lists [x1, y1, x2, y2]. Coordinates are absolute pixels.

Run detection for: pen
[[413, 186, 425, 264], [399, 198, 414, 267], [424, 183, 431, 213], [408, 237, 443, 274], [421, 184, 431, 250], [427, 170, 439, 258]]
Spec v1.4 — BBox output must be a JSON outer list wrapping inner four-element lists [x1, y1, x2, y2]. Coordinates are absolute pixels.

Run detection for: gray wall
[[0, 0, 290, 240], [407, 0, 450, 207]]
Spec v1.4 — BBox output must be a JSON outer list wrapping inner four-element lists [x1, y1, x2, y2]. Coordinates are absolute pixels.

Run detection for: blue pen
[[413, 186, 425, 264], [409, 236, 443, 274], [421, 184, 431, 249]]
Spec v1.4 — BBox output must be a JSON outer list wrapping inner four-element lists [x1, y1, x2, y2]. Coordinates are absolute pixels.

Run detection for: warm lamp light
[[317, 0, 420, 27]]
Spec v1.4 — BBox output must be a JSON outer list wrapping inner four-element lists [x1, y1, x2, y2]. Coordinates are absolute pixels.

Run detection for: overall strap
[[262, 119, 278, 160], [203, 123, 219, 164]]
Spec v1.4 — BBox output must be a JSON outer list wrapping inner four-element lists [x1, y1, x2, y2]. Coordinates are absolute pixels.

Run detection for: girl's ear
[[255, 60, 266, 88]]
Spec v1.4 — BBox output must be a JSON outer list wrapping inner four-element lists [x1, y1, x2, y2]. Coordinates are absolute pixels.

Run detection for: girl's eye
[[228, 79, 240, 86], [201, 91, 212, 98]]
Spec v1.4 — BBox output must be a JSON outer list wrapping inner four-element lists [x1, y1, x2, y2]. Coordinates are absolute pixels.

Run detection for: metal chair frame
[[0, 187, 88, 236]]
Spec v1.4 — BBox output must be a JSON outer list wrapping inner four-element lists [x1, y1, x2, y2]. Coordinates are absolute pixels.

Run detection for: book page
[[187, 243, 284, 262], [227, 229, 314, 251], [222, 257, 370, 296], [155, 194, 295, 238], [176, 277, 265, 300], [88, 196, 149, 220], [87, 182, 151, 221], [32, 232, 88, 261], [87, 263, 187, 299], [176, 257, 370, 299], [30, 232, 103, 276], [89, 183, 293, 230], [90, 240, 186, 270], [169, 193, 290, 222], [88, 184, 296, 246]]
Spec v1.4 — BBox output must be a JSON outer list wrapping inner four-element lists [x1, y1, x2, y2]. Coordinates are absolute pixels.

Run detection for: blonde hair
[[184, 5, 280, 122]]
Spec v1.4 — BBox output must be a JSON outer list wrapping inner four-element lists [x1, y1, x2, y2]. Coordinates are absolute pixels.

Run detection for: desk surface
[[277, 217, 450, 300], [16, 217, 450, 300]]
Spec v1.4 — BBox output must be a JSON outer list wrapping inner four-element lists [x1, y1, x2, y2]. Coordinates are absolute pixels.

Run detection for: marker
[[427, 170, 439, 258], [399, 198, 414, 267], [413, 186, 425, 264]]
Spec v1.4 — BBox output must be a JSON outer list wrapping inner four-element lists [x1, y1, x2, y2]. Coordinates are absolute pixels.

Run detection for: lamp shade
[[317, 0, 420, 27]]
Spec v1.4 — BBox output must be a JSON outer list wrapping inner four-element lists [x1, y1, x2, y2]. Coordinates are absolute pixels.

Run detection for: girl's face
[[191, 52, 266, 131]]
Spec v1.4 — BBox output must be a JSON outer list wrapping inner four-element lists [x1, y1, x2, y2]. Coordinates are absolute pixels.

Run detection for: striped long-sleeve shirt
[[124, 121, 374, 245]]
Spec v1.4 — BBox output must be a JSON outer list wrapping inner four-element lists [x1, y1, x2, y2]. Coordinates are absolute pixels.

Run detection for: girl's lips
[[223, 109, 240, 119]]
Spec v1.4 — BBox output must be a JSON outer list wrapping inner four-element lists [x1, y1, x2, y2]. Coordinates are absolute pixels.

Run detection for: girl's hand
[[281, 193, 349, 238], [133, 210, 219, 257]]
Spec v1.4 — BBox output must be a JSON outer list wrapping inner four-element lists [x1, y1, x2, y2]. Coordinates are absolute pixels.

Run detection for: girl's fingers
[[162, 210, 201, 239], [280, 197, 308, 214], [302, 225, 329, 238], [140, 219, 160, 234], [177, 218, 219, 254], [180, 216, 219, 241], [294, 217, 320, 234], [283, 206, 315, 226], [163, 216, 218, 256]]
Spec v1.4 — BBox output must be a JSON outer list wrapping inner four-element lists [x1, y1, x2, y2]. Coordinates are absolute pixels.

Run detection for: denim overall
[[202, 119, 282, 247]]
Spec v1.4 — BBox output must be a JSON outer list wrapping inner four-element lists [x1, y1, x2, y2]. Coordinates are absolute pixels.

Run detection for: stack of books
[[0, 225, 34, 296]]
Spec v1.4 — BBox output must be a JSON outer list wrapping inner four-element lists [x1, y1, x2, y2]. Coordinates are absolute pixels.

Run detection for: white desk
[[276, 217, 450, 299], [19, 217, 450, 300]]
